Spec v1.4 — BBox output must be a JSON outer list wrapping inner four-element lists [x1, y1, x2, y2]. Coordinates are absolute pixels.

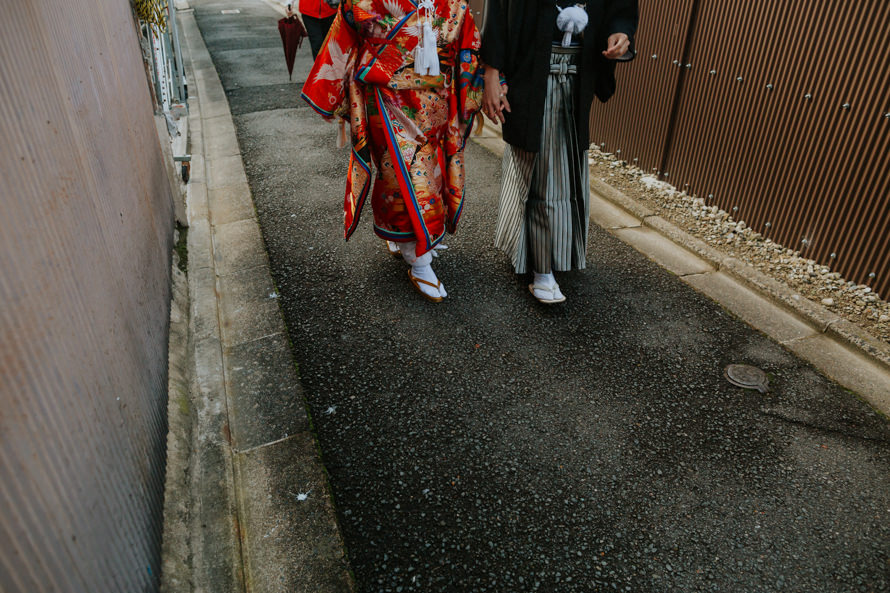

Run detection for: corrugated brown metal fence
[[0, 1, 174, 592], [590, 0, 890, 297]]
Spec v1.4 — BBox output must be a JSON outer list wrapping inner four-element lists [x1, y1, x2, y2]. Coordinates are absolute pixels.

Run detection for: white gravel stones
[[589, 147, 890, 344]]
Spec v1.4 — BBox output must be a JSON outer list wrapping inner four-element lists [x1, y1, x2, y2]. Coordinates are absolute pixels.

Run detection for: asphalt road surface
[[193, 2, 890, 591]]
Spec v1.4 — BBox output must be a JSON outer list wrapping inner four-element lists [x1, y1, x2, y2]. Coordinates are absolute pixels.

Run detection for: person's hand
[[286, 5, 296, 17], [482, 67, 510, 124], [602, 33, 630, 59]]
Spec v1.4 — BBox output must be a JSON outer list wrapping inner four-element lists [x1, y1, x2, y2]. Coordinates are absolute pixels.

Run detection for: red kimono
[[301, 0, 484, 255]]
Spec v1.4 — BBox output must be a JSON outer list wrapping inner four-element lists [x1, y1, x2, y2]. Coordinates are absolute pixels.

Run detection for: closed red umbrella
[[278, 14, 308, 80]]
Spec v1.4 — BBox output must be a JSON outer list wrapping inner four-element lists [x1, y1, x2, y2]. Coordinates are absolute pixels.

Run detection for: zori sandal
[[528, 282, 566, 304], [409, 269, 444, 303], [385, 241, 403, 258]]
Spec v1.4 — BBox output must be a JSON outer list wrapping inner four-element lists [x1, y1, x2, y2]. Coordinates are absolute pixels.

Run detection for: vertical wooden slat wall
[[468, 0, 485, 31], [0, 1, 173, 592], [590, 0, 890, 296], [589, 0, 695, 172]]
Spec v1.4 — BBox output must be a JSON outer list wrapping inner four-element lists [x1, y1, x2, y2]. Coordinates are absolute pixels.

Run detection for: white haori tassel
[[556, 5, 588, 47], [420, 21, 440, 76], [414, 0, 440, 76]]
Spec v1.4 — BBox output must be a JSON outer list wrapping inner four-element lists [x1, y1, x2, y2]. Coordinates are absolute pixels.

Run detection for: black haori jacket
[[480, 0, 638, 152]]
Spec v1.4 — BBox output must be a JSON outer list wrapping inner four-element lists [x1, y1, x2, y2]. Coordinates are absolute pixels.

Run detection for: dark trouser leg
[[525, 168, 554, 274], [302, 14, 336, 60]]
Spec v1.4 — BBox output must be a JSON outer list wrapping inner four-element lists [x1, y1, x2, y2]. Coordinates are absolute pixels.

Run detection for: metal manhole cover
[[724, 364, 769, 394]]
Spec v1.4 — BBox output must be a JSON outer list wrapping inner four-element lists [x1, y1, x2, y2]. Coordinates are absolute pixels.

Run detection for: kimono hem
[[301, 0, 484, 256]]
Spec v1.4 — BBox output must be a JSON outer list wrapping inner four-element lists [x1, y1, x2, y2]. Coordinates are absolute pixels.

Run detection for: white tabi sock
[[531, 271, 565, 303], [399, 241, 447, 298], [533, 272, 556, 287]]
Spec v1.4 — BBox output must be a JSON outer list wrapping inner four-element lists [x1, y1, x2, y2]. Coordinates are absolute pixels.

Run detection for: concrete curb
[[160, 4, 355, 592], [470, 133, 890, 416]]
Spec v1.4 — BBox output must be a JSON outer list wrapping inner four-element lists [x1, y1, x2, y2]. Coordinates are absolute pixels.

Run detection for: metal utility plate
[[724, 364, 769, 394]]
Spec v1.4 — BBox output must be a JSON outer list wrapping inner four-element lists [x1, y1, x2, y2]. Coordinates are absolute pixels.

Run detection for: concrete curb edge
[[166, 3, 356, 591], [161, 253, 194, 593], [587, 177, 890, 372]]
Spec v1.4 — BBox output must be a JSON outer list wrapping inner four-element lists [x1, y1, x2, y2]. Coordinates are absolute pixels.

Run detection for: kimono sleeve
[[453, 8, 484, 141], [300, 2, 360, 119]]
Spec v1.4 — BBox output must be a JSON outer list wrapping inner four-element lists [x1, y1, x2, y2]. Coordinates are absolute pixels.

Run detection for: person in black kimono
[[481, 0, 638, 303]]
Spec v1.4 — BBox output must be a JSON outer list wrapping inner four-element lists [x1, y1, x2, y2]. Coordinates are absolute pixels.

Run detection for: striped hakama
[[493, 45, 590, 274]]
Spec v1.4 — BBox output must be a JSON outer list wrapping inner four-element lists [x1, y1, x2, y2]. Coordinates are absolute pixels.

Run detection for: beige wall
[[0, 2, 174, 592]]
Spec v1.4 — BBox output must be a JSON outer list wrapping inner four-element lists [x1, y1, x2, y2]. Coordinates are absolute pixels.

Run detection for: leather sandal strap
[[410, 271, 441, 290]]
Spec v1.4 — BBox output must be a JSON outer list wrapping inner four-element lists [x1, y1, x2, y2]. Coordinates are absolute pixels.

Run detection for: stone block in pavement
[[217, 265, 284, 346], [187, 217, 213, 271], [203, 115, 241, 158], [195, 75, 226, 101], [209, 183, 256, 226], [721, 256, 841, 332], [198, 79, 228, 105], [207, 154, 249, 189], [202, 98, 233, 120], [683, 271, 817, 344], [224, 332, 309, 451], [189, 67, 219, 92], [191, 64, 218, 85], [827, 318, 890, 370], [189, 266, 220, 342], [471, 136, 505, 158], [187, 152, 206, 186], [193, 336, 228, 434], [644, 215, 728, 269], [786, 334, 890, 415], [590, 177, 655, 219], [188, 102, 203, 133], [187, 179, 209, 222], [188, 134, 205, 176], [234, 433, 355, 593], [589, 194, 641, 229], [189, 439, 244, 593], [612, 226, 714, 276], [188, 50, 215, 73], [212, 218, 268, 275]]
